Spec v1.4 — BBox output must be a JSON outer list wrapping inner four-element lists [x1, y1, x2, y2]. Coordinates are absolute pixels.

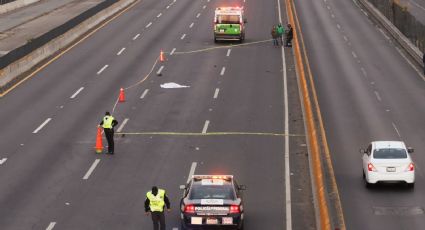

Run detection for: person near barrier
[[286, 23, 293, 47], [276, 23, 285, 46], [99, 111, 118, 154], [271, 26, 279, 46], [145, 186, 171, 230]]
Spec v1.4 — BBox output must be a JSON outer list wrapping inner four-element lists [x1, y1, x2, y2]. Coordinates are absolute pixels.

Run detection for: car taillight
[[408, 163, 414, 171], [229, 205, 240, 214], [184, 204, 195, 213], [368, 163, 377, 172]]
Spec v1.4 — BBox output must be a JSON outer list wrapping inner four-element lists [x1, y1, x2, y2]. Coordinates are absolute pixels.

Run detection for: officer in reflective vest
[[145, 186, 171, 230], [99, 111, 118, 154]]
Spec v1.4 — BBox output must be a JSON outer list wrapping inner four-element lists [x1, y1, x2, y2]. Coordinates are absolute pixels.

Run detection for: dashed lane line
[[351, 51, 358, 59], [97, 65, 109, 75], [374, 91, 382, 102], [220, 67, 226, 76], [202, 120, 210, 134], [181, 34, 186, 40], [83, 159, 100, 180], [117, 118, 129, 133], [157, 13, 162, 18], [187, 162, 197, 183], [133, 34, 140, 40], [189, 22, 194, 28], [146, 22, 152, 28], [202, 5, 206, 9], [33, 118, 52, 134], [196, 13, 201, 18], [213, 88, 220, 99], [70, 87, 84, 99], [117, 47, 126, 55], [392, 123, 402, 138], [226, 49, 231, 57], [170, 48, 176, 55], [156, 66, 164, 75], [0, 158, 7, 165], [140, 89, 149, 99], [336, 24, 341, 30], [166, 5, 170, 9], [46, 222, 56, 230]]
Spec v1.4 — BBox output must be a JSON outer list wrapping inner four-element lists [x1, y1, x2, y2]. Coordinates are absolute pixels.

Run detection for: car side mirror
[[179, 185, 186, 190], [407, 147, 414, 153], [238, 185, 247, 190]]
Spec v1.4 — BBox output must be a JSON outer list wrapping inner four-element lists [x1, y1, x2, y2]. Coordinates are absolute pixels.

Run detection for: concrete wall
[[0, 0, 40, 13]]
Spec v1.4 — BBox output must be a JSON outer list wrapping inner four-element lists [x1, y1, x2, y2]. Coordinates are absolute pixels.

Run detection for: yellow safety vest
[[102, 115, 114, 129], [146, 189, 166, 212]]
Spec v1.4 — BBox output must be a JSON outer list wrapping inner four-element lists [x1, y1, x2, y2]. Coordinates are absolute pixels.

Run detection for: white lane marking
[[336, 24, 341, 30], [361, 67, 368, 78], [327, 5, 331, 10], [157, 13, 162, 18], [374, 91, 382, 101], [97, 65, 109, 75], [392, 123, 402, 138], [277, 0, 291, 228], [140, 89, 149, 99], [220, 67, 226, 76], [196, 13, 201, 18], [70, 87, 84, 99], [343, 35, 348, 42], [170, 48, 176, 55], [166, 5, 170, 9], [189, 22, 194, 28], [181, 34, 186, 40], [202, 5, 206, 9], [187, 162, 197, 183], [156, 66, 165, 75], [46, 222, 56, 230], [202, 120, 210, 133], [33, 118, 52, 134], [394, 47, 425, 81], [133, 34, 140, 40], [331, 14, 335, 18], [117, 47, 126, 56], [213, 88, 220, 99], [378, 28, 391, 40], [117, 118, 129, 132], [83, 159, 100, 180], [146, 22, 152, 28], [226, 49, 231, 57], [0, 158, 7, 165], [351, 51, 358, 59], [172, 228, 178, 230]]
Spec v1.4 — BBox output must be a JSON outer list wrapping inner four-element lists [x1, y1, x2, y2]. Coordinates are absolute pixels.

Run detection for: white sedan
[[361, 141, 415, 188]]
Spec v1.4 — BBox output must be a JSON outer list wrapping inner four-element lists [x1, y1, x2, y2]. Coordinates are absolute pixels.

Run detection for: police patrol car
[[214, 7, 246, 42], [180, 175, 246, 229]]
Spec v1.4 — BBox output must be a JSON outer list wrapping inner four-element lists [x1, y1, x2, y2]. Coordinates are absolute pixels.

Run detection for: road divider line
[[202, 120, 210, 133], [170, 48, 176, 55], [336, 24, 341, 30], [46, 222, 56, 230], [117, 47, 126, 55], [374, 91, 382, 101], [181, 34, 186, 40], [343, 35, 348, 42], [189, 22, 194, 28], [351, 51, 358, 59], [213, 88, 220, 99], [187, 162, 197, 183], [146, 22, 152, 28], [157, 13, 162, 18], [392, 123, 402, 138], [203, 5, 206, 9], [97, 65, 109, 75], [220, 67, 226, 76], [140, 89, 149, 99], [117, 118, 129, 132], [70, 87, 84, 99], [0, 158, 7, 165], [166, 5, 170, 9], [196, 13, 201, 18], [226, 49, 231, 57], [133, 34, 140, 40], [157, 66, 165, 75], [83, 159, 100, 180], [33, 118, 52, 134]]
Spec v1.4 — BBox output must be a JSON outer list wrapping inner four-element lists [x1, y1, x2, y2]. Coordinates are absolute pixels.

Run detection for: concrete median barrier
[[0, 0, 40, 14]]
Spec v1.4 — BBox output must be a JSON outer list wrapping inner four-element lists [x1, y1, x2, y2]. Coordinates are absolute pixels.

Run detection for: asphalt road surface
[[0, 0, 316, 229], [294, 0, 425, 229]]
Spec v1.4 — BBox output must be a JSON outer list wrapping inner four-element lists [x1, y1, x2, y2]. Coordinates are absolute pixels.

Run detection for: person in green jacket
[[276, 23, 285, 46]]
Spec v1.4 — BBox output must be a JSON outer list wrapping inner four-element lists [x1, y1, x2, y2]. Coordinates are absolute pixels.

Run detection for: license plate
[[206, 218, 218, 225], [191, 217, 202, 225], [386, 167, 396, 172], [222, 217, 233, 225]]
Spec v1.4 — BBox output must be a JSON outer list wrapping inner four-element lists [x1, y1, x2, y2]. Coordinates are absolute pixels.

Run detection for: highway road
[[294, 0, 425, 229], [0, 0, 316, 229]]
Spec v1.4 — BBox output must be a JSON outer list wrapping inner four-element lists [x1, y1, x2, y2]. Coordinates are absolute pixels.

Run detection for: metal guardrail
[[0, 0, 18, 5]]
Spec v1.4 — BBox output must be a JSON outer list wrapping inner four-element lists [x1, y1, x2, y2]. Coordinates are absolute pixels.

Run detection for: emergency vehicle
[[214, 7, 246, 42], [180, 175, 246, 229]]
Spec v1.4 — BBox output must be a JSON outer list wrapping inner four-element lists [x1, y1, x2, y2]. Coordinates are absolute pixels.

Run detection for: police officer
[[99, 111, 118, 154], [145, 186, 171, 230]]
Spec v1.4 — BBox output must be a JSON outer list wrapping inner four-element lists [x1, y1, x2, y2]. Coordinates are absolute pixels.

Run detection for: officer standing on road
[[286, 23, 293, 47], [99, 111, 118, 154], [145, 186, 171, 230], [276, 23, 285, 46]]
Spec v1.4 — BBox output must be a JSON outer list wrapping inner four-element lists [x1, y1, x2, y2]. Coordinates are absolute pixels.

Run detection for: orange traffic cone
[[95, 126, 103, 154], [159, 50, 165, 62], [119, 88, 125, 102]]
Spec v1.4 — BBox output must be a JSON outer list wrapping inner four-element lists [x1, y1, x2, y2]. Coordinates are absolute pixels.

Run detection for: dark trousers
[[104, 128, 114, 154], [151, 211, 165, 230]]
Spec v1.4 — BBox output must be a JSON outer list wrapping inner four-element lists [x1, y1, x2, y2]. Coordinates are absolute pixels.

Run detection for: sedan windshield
[[373, 148, 407, 159], [189, 183, 235, 200]]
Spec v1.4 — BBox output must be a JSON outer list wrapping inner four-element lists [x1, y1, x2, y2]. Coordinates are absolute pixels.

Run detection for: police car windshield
[[373, 148, 407, 159], [217, 15, 240, 24], [189, 180, 235, 200]]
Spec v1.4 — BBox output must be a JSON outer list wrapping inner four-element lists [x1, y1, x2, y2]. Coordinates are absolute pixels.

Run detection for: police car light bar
[[192, 175, 233, 180]]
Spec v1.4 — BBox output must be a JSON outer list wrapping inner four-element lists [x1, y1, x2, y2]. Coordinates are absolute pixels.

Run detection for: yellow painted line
[[0, 0, 140, 98], [115, 132, 305, 137], [285, 0, 334, 229]]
